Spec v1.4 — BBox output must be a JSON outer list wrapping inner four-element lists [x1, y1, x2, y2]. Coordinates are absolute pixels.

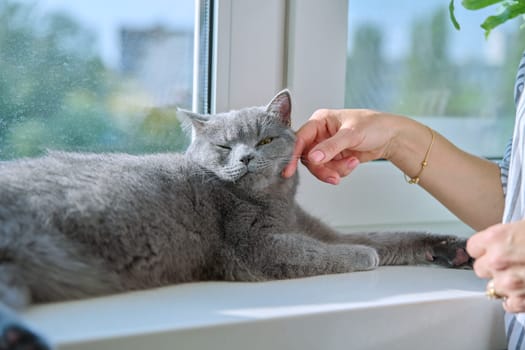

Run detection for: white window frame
[[212, 0, 466, 232], [211, 0, 287, 113]]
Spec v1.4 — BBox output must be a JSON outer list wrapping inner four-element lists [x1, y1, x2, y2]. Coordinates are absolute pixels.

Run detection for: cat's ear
[[176, 108, 209, 131], [266, 89, 292, 127], [176, 108, 210, 141]]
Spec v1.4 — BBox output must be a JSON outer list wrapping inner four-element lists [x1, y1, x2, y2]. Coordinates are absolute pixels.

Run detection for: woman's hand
[[282, 108, 401, 184], [468, 220, 525, 313]]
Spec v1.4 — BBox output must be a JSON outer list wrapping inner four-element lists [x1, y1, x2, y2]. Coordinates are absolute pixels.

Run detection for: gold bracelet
[[404, 127, 435, 185]]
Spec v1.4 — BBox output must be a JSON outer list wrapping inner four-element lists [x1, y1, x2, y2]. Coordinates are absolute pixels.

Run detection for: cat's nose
[[240, 154, 254, 165]]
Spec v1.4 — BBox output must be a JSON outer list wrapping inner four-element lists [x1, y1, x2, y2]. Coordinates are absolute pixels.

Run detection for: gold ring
[[486, 279, 505, 300]]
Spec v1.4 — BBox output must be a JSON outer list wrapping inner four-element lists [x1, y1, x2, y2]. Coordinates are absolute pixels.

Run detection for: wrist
[[384, 116, 433, 176], [381, 115, 418, 161]]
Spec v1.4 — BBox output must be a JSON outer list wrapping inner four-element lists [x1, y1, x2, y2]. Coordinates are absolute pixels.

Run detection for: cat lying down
[[0, 90, 470, 349]]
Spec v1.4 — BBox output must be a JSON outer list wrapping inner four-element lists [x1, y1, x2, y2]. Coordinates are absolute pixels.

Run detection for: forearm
[[386, 115, 504, 231]]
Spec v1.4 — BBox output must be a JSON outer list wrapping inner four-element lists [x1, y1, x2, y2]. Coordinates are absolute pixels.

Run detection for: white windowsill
[[22, 230, 505, 350], [22, 267, 504, 350]]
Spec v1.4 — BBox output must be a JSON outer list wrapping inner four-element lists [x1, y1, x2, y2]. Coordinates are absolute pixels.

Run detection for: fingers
[[282, 108, 368, 180], [499, 272, 525, 293], [306, 164, 341, 185], [470, 229, 515, 279], [470, 222, 525, 312], [304, 157, 360, 185], [475, 254, 514, 278], [467, 223, 507, 258], [282, 112, 349, 179], [282, 118, 328, 178], [307, 128, 359, 165], [502, 295, 525, 313], [466, 231, 488, 259], [282, 137, 305, 178], [491, 274, 525, 313]]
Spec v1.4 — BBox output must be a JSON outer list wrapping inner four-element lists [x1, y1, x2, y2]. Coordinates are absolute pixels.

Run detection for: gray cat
[[0, 90, 469, 349]]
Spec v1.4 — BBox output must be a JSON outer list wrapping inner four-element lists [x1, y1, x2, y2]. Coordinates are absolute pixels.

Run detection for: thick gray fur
[[0, 90, 469, 349]]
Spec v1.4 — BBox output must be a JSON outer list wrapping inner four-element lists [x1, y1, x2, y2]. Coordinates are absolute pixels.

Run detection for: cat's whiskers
[[222, 164, 248, 182], [187, 165, 223, 184]]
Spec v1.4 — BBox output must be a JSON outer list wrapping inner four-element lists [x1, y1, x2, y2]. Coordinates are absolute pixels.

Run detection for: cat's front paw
[[0, 324, 51, 350], [424, 235, 472, 269]]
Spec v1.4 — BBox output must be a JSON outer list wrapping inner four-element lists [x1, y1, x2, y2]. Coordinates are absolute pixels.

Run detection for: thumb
[[308, 129, 356, 164]]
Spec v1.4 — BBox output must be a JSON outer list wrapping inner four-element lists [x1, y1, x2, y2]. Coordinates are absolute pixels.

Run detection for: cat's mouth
[[222, 166, 249, 182], [230, 166, 264, 183], [222, 164, 271, 184]]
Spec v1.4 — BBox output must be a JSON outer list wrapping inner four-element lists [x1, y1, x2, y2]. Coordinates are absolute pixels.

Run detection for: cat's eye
[[257, 137, 274, 147], [216, 144, 231, 150]]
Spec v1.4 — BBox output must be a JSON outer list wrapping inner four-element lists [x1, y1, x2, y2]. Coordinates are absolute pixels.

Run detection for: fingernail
[[346, 158, 359, 170], [310, 150, 325, 162], [326, 176, 339, 185]]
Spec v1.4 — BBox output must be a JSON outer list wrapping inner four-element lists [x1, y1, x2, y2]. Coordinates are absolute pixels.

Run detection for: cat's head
[[183, 90, 295, 191]]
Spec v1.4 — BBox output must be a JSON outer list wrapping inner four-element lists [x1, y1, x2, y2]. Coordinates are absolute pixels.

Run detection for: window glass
[[346, 1, 524, 157], [0, 0, 196, 160]]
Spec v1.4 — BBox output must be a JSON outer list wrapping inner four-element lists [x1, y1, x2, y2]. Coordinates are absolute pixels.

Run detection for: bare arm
[[386, 116, 504, 231], [283, 109, 504, 231]]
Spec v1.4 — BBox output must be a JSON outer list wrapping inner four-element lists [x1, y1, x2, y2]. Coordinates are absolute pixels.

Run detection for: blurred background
[[0, 0, 194, 159], [0, 0, 521, 160]]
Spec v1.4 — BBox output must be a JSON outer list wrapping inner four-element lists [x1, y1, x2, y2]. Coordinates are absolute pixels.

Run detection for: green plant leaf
[[449, 0, 462, 30], [480, 2, 525, 37], [461, 0, 505, 10]]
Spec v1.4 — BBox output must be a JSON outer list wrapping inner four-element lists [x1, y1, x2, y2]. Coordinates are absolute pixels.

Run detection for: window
[[0, 0, 196, 160], [284, 0, 504, 229], [346, 0, 522, 158]]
